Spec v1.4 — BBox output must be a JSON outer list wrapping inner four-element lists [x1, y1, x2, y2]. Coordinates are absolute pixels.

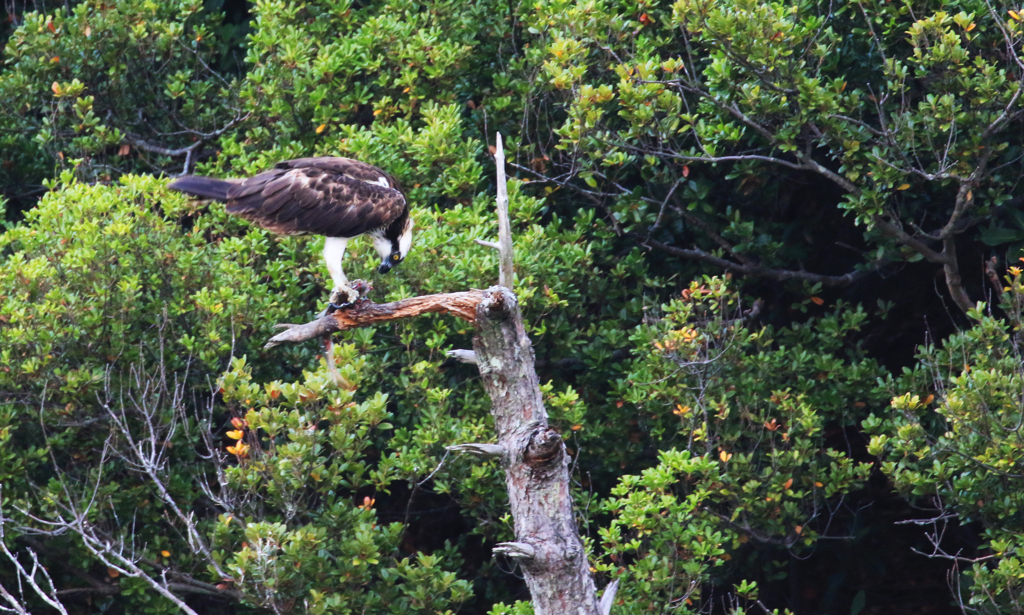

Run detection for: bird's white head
[[376, 217, 414, 275]]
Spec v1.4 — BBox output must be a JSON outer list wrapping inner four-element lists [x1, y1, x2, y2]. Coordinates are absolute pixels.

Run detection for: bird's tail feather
[[167, 176, 239, 201]]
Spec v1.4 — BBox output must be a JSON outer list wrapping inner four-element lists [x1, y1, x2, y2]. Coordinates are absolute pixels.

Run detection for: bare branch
[[872, 217, 946, 263], [0, 514, 68, 615], [265, 291, 486, 348], [640, 236, 872, 287], [941, 235, 975, 314], [985, 256, 1006, 304], [121, 134, 202, 158], [123, 111, 250, 175]]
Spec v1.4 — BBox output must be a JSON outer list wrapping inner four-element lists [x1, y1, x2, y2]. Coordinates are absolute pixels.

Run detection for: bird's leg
[[323, 237, 355, 314]]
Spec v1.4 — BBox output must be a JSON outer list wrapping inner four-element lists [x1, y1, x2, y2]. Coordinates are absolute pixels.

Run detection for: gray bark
[[472, 286, 600, 615], [494, 133, 515, 289]]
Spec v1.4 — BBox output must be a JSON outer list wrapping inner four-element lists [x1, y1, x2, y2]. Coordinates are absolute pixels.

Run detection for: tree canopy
[[2, 0, 1024, 613]]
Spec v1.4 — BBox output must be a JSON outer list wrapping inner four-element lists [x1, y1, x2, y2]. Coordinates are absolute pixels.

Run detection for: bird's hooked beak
[[379, 252, 401, 274]]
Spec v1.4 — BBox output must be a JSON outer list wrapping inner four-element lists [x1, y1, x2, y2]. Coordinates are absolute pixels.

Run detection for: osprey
[[169, 157, 413, 309]]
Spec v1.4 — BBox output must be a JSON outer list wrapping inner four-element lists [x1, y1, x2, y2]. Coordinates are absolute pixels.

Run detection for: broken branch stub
[[445, 443, 505, 458]]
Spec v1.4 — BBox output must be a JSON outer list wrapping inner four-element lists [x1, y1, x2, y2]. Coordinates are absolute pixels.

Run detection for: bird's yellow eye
[[392, 253, 401, 261]]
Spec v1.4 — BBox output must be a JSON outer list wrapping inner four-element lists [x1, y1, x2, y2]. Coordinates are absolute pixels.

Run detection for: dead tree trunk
[[472, 287, 600, 614]]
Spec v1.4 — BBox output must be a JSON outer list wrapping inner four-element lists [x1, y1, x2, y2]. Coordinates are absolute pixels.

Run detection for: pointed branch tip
[[493, 542, 535, 560], [445, 443, 505, 458], [494, 132, 514, 289], [445, 349, 478, 364]]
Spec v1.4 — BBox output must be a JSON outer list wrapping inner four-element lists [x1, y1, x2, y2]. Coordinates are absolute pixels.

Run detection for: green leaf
[[851, 589, 866, 615], [979, 227, 1024, 246]]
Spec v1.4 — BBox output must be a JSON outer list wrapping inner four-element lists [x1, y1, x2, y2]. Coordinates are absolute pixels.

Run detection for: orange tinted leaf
[[783, 478, 793, 489], [226, 442, 249, 457], [896, 183, 910, 191], [107, 567, 120, 578], [47, 21, 56, 34], [810, 296, 824, 305]]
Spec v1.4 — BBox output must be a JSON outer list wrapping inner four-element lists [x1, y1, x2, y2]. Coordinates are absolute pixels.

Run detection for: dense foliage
[[2, 0, 1024, 613]]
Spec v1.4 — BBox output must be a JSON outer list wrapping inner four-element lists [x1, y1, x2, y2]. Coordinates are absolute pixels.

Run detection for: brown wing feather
[[275, 157, 403, 191], [222, 158, 406, 237]]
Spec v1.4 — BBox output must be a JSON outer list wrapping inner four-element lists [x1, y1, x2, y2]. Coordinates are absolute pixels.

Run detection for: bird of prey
[[168, 157, 413, 310]]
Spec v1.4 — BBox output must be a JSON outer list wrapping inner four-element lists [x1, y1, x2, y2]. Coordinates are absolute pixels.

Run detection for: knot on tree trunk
[[478, 286, 515, 321], [525, 429, 563, 466]]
